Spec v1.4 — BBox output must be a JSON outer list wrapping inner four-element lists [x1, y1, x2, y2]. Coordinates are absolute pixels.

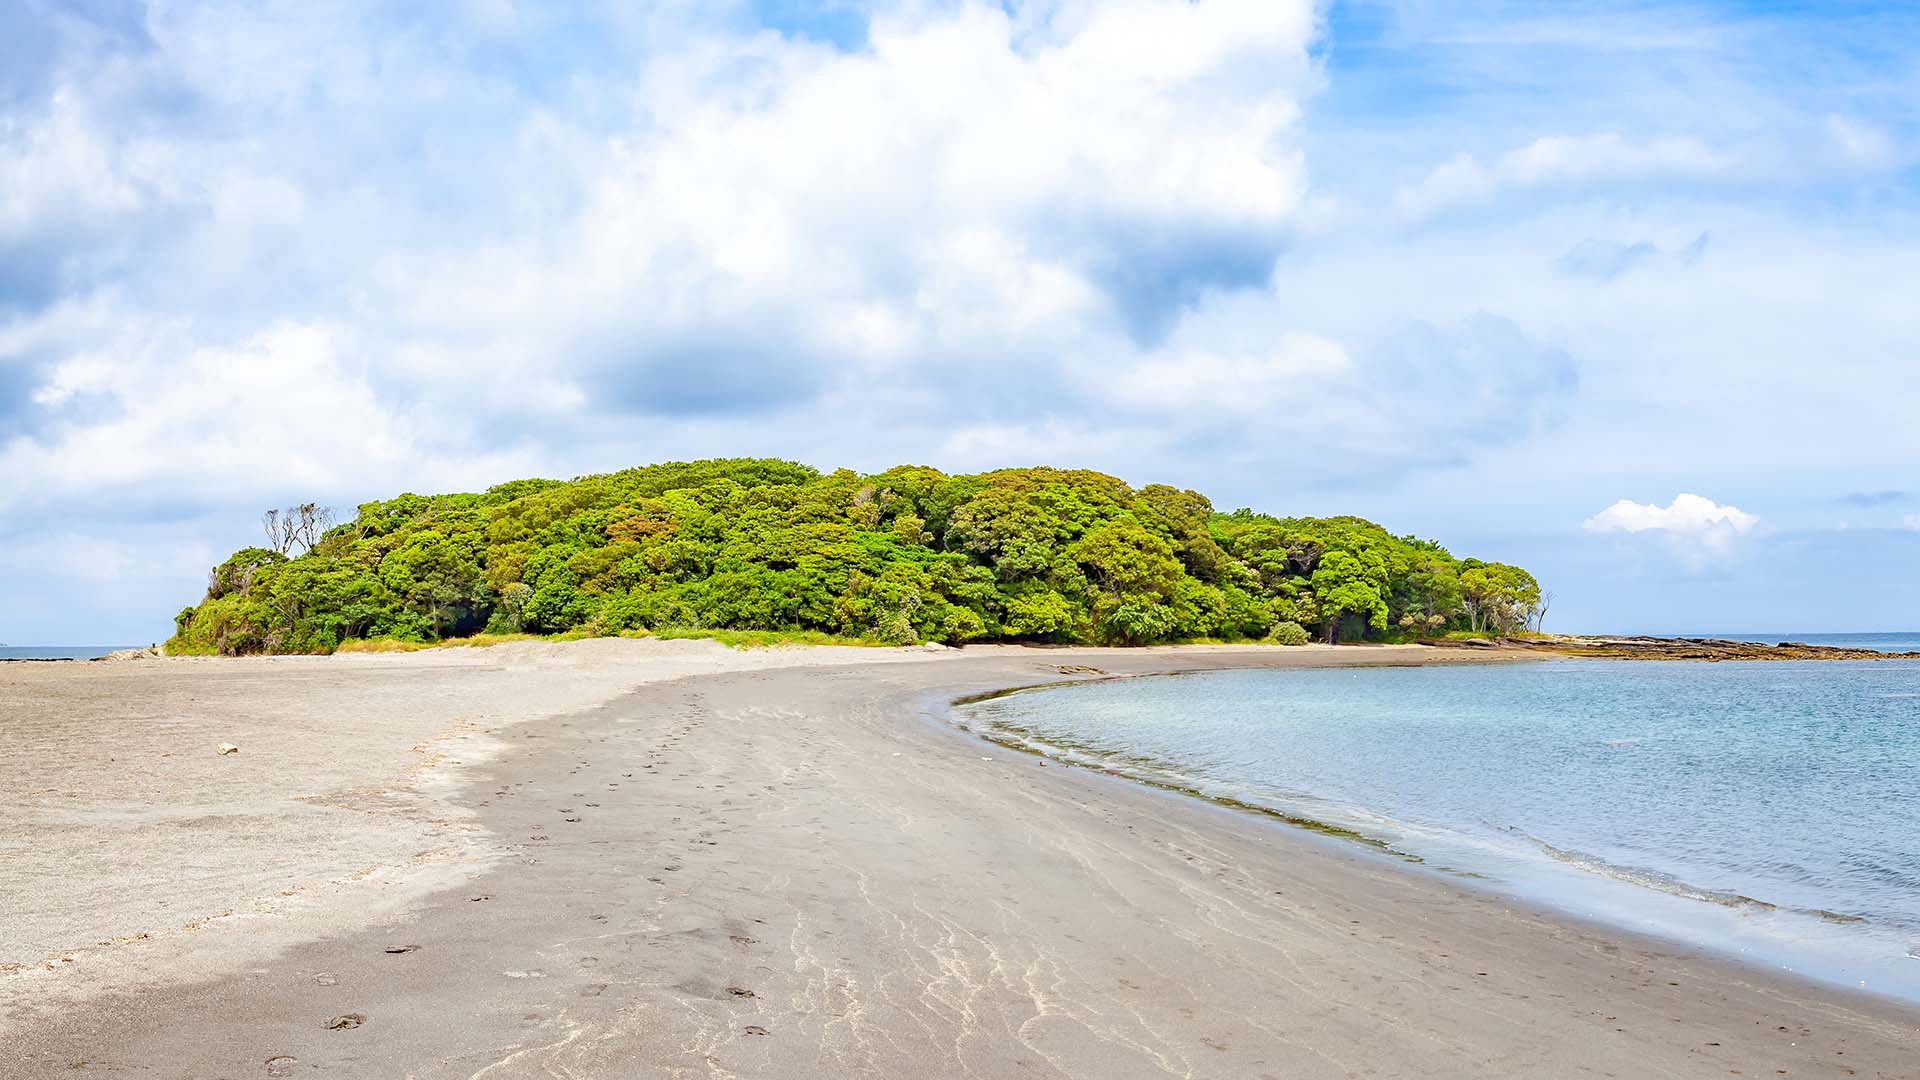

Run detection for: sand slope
[[0, 638, 950, 1028]]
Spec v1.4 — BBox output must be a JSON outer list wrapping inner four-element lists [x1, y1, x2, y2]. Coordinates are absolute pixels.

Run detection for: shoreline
[[940, 693, 1920, 1019], [6, 640, 1916, 1077], [953, 668, 1920, 1010]]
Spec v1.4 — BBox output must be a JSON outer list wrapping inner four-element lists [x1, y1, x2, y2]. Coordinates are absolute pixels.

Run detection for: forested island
[[167, 459, 1543, 655]]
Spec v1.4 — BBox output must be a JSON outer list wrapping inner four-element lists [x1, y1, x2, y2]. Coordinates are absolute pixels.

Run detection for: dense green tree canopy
[[168, 459, 1542, 655]]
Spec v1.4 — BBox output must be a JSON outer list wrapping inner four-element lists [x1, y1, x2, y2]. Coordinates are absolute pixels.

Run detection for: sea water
[[0, 646, 134, 661], [960, 657, 1920, 1003], [1710, 632, 1920, 653]]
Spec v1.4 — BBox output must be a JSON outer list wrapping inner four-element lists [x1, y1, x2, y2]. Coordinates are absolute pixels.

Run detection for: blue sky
[[2, 0, 1917, 643]]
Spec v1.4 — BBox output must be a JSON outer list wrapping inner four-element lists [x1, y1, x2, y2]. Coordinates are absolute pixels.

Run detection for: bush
[[1269, 621, 1311, 646]]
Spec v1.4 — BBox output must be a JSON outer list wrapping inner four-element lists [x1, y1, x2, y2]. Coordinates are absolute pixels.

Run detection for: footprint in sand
[[264, 1056, 298, 1076], [324, 1013, 365, 1030]]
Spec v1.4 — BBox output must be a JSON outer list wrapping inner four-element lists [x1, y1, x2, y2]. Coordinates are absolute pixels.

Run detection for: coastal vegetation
[[167, 459, 1543, 655]]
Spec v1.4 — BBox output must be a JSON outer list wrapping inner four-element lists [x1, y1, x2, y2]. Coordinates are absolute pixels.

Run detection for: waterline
[[959, 660, 1920, 1004]]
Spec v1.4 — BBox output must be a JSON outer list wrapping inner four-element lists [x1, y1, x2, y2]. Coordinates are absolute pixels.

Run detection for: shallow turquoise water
[[961, 659, 1920, 1003]]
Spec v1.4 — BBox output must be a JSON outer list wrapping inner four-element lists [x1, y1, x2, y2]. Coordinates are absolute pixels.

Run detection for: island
[[167, 458, 1545, 656]]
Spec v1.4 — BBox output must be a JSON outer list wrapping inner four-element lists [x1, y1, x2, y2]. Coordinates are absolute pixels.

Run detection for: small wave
[[982, 721, 1427, 860], [1511, 831, 1883, 926], [1531, 839, 1778, 911]]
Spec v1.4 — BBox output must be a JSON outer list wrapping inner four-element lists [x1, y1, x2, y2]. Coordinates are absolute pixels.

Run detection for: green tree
[[380, 530, 488, 638], [1310, 548, 1390, 643], [1068, 518, 1186, 644], [1459, 562, 1542, 635]]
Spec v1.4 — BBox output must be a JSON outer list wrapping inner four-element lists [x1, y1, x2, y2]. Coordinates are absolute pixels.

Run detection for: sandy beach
[[4, 639, 1915, 1078]]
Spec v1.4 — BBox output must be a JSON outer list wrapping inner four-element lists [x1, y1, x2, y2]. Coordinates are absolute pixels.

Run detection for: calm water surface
[[1710, 632, 1920, 653], [0, 645, 132, 660], [961, 658, 1920, 1003]]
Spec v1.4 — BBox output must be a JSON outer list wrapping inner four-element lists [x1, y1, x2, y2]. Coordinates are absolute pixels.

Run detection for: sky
[[2, 0, 1917, 644]]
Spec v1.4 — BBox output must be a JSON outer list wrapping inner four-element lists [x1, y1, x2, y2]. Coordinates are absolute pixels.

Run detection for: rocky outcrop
[[96, 645, 165, 662], [1433, 635, 1919, 661]]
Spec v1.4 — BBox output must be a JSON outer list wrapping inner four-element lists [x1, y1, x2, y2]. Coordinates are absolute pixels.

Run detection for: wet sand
[[4, 640, 1915, 1077]]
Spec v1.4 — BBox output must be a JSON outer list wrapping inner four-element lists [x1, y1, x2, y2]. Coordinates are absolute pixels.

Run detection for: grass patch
[[332, 638, 436, 653]]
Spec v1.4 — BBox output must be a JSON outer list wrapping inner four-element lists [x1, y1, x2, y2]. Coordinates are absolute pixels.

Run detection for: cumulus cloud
[[1584, 494, 1757, 563], [1585, 493, 1757, 535]]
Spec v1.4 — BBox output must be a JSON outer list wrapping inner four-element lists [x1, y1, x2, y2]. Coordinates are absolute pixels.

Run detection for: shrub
[[1269, 621, 1311, 646]]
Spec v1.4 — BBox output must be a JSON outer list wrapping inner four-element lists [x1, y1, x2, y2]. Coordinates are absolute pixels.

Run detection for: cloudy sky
[[3, 0, 1917, 644]]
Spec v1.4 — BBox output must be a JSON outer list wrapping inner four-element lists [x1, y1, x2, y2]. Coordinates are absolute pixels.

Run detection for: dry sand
[[2, 639, 1915, 1077]]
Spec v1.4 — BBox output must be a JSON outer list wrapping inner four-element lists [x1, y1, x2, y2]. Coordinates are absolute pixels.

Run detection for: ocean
[[961, 653, 1920, 1003], [0, 646, 136, 660], [1706, 632, 1920, 653]]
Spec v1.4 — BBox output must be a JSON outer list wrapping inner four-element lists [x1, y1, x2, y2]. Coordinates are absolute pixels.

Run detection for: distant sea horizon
[[1670, 631, 1920, 652], [0, 645, 139, 661]]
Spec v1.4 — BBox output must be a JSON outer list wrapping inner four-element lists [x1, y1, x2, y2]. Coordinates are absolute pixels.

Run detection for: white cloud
[[372, 0, 1318, 369], [1396, 133, 1735, 219], [1584, 493, 1757, 535], [1584, 494, 1757, 561], [0, 322, 531, 515], [1903, 514, 1920, 533]]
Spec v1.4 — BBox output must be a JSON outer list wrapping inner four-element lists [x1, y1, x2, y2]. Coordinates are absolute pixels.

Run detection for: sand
[[3, 639, 1915, 1077]]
